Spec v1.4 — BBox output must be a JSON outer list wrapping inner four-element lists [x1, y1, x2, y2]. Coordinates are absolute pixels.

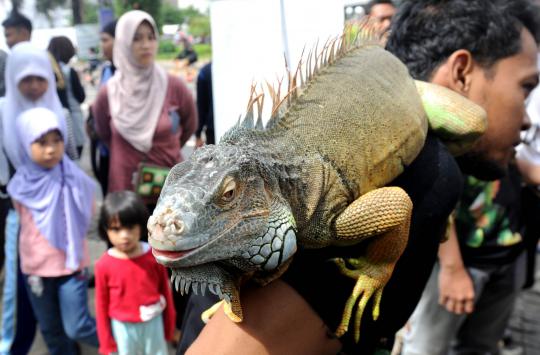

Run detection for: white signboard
[[211, 0, 345, 139]]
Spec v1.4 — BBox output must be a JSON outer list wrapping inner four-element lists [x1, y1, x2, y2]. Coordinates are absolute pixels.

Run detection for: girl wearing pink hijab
[[92, 10, 197, 204]]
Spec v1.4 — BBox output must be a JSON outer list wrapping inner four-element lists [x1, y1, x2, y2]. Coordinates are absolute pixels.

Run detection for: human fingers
[[464, 299, 474, 314], [444, 298, 456, 313]]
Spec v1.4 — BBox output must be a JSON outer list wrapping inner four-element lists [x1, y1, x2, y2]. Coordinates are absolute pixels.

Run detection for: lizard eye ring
[[220, 177, 237, 203]]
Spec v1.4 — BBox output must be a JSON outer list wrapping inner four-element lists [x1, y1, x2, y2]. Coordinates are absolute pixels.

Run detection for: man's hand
[[438, 264, 475, 315]]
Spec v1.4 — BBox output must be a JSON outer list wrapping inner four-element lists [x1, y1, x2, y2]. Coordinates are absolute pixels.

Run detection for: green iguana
[[148, 31, 486, 341]]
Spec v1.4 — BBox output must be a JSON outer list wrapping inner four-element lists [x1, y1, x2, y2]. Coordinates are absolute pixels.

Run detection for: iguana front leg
[[333, 186, 412, 342]]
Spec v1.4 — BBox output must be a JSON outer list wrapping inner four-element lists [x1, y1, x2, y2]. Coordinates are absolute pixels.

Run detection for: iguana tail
[[415, 80, 487, 156]]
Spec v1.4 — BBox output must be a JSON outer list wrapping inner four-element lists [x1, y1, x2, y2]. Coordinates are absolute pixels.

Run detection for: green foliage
[[160, 2, 185, 25], [82, 1, 99, 24], [177, 5, 201, 23], [158, 39, 177, 54], [193, 43, 211, 59], [156, 52, 177, 60], [160, 4, 208, 28], [156, 43, 211, 61], [189, 15, 210, 39], [114, 0, 161, 27], [36, 0, 67, 26]]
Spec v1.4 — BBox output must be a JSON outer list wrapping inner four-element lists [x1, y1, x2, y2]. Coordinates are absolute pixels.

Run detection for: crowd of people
[[0, 8, 200, 355], [0, 0, 539, 354]]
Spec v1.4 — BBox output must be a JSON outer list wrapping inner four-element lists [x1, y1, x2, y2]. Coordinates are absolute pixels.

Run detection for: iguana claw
[[201, 300, 225, 324], [201, 299, 243, 324], [332, 257, 387, 343]]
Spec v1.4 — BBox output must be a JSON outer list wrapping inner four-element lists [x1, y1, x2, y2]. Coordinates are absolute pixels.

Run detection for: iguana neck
[[235, 129, 306, 193]]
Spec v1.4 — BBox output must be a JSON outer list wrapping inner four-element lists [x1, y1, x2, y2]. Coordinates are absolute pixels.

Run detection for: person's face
[[369, 4, 396, 34], [100, 32, 114, 61], [107, 219, 142, 256], [131, 21, 157, 68], [462, 29, 539, 179], [4, 26, 30, 48], [18, 76, 48, 102], [30, 130, 64, 169]]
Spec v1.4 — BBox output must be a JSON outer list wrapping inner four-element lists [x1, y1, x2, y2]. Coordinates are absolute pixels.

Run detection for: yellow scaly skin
[[333, 187, 412, 342]]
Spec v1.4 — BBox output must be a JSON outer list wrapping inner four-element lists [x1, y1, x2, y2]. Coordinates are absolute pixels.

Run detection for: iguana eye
[[220, 177, 237, 203]]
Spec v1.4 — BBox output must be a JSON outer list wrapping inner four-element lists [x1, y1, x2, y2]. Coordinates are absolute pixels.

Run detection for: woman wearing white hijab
[[0, 42, 78, 354], [92, 10, 197, 201], [1, 42, 77, 168]]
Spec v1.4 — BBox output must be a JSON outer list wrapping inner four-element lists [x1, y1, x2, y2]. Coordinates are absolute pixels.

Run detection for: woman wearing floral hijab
[[92, 10, 197, 203]]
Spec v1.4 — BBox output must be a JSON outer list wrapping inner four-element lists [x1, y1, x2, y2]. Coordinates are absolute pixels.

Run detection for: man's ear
[[430, 49, 475, 95]]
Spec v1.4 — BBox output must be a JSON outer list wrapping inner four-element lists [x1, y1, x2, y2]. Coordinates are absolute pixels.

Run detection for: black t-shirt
[[282, 133, 463, 353], [457, 166, 525, 267], [177, 133, 463, 354]]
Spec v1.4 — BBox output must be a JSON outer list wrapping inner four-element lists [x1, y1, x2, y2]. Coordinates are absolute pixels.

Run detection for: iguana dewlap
[[148, 41, 486, 342]]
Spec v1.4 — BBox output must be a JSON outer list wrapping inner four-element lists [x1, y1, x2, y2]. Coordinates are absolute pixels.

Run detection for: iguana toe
[[201, 300, 225, 324], [332, 257, 390, 342], [201, 299, 244, 324]]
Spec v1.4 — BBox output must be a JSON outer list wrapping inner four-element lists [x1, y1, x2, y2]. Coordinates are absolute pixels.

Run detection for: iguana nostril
[[147, 220, 165, 241], [159, 208, 185, 235], [171, 220, 185, 235]]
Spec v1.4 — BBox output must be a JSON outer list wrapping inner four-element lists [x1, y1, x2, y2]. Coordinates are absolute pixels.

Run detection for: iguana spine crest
[[235, 21, 383, 135]]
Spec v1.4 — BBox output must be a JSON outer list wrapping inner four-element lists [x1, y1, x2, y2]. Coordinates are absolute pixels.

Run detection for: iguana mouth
[[169, 264, 238, 305], [170, 267, 228, 298], [152, 247, 199, 262]]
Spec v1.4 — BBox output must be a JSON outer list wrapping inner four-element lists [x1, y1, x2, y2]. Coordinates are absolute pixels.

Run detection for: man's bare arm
[[437, 222, 475, 315], [187, 280, 342, 355]]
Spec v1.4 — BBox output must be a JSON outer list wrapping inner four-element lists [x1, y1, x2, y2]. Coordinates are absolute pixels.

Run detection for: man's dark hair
[[2, 11, 32, 32], [98, 191, 150, 246], [48, 36, 76, 64], [101, 19, 117, 38], [386, 0, 540, 81], [366, 0, 395, 15]]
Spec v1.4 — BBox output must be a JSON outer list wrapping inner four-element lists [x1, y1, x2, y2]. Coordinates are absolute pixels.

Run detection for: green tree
[[160, 4, 207, 27], [71, 0, 82, 24], [160, 2, 184, 25], [35, 0, 83, 26], [188, 14, 210, 40], [36, 0, 67, 26], [114, 0, 161, 26], [83, 1, 99, 24]]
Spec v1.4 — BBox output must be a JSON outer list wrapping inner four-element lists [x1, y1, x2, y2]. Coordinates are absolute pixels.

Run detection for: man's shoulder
[[395, 133, 462, 196]]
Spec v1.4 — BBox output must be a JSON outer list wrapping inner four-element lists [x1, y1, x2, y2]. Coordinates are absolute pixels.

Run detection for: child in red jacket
[[95, 191, 176, 355]]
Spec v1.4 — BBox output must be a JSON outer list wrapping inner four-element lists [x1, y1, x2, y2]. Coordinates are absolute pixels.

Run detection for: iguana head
[[148, 143, 297, 308]]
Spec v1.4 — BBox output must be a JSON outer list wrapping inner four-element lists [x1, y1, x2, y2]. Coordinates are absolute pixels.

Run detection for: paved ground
[[507, 255, 540, 355]]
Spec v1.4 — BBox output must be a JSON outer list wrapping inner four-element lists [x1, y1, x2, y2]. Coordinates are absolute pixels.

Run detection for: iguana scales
[[148, 30, 486, 341]]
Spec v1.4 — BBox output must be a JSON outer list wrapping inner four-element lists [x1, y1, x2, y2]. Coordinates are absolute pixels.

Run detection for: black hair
[[140, 19, 156, 36], [2, 11, 32, 32], [366, 0, 395, 14], [101, 19, 117, 38], [498, 0, 540, 42], [98, 191, 149, 245], [48, 36, 76, 64], [386, 0, 540, 81]]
